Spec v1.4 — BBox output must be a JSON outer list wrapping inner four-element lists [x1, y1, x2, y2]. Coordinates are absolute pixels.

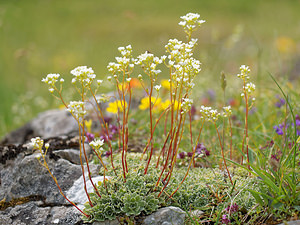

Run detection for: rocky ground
[[0, 109, 299, 225], [0, 109, 187, 225]]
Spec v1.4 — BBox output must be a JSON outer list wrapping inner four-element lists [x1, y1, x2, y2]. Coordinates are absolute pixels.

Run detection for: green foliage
[[83, 153, 263, 222]]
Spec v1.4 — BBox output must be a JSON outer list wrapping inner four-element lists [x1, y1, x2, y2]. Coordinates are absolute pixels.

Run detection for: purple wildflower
[[260, 140, 274, 150], [109, 124, 119, 135], [225, 203, 239, 214], [273, 125, 284, 135], [187, 152, 194, 157], [271, 154, 279, 162], [178, 152, 186, 159], [104, 151, 111, 157], [222, 214, 230, 224], [274, 96, 285, 108], [196, 143, 210, 157], [85, 132, 95, 142], [207, 89, 216, 101]]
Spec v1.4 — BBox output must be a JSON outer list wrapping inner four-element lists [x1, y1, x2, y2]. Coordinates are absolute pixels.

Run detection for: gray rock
[[1, 109, 78, 145], [92, 219, 119, 225], [143, 206, 186, 225], [190, 209, 204, 217], [67, 174, 104, 208], [0, 201, 82, 225], [0, 152, 82, 204], [55, 145, 92, 165], [277, 220, 300, 225]]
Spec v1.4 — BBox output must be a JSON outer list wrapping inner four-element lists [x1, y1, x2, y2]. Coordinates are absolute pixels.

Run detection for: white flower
[[70, 66, 96, 86], [66, 101, 86, 120], [45, 143, 50, 149], [179, 13, 205, 35], [222, 106, 232, 117], [97, 80, 103, 85], [154, 85, 161, 91], [42, 73, 60, 85], [126, 78, 132, 82], [89, 138, 104, 150], [245, 82, 255, 94], [237, 65, 251, 80], [31, 137, 44, 150], [60, 78, 64, 83], [199, 106, 220, 122], [181, 98, 193, 114], [48, 88, 54, 93]]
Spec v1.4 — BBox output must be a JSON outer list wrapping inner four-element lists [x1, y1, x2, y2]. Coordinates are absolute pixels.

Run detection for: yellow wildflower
[[84, 119, 92, 133], [161, 79, 171, 90], [275, 36, 296, 54], [106, 100, 127, 114], [160, 99, 181, 111], [139, 96, 161, 111]]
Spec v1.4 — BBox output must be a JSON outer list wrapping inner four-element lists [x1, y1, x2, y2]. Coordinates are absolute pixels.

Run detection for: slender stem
[[81, 125, 101, 198], [214, 123, 233, 185], [169, 120, 205, 198], [144, 80, 154, 175], [78, 126, 93, 207], [229, 117, 233, 160], [89, 87, 116, 175], [38, 155, 90, 218]]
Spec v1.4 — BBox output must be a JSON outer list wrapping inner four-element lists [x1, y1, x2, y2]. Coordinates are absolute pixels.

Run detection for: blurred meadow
[[1, 0, 300, 138]]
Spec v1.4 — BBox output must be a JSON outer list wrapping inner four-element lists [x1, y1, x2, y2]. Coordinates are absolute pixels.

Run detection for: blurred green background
[[0, 0, 300, 138]]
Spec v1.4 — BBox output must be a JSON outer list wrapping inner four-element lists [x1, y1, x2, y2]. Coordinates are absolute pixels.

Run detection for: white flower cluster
[[222, 106, 232, 117], [181, 98, 193, 114], [31, 137, 44, 150], [66, 101, 86, 120], [237, 65, 250, 81], [154, 85, 161, 92], [107, 45, 134, 75], [71, 66, 96, 86], [200, 106, 220, 122], [89, 138, 104, 150], [179, 13, 205, 36], [245, 82, 255, 95], [237, 65, 255, 99], [165, 38, 200, 90], [96, 94, 109, 103], [42, 73, 63, 93], [89, 138, 105, 155], [135, 51, 163, 78]]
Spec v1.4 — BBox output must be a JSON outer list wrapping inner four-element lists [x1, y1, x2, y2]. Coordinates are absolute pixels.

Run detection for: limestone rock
[[277, 220, 300, 225], [1, 109, 78, 145], [0, 201, 82, 225], [143, 206, 186, 225], [0, 152, 82, 204]]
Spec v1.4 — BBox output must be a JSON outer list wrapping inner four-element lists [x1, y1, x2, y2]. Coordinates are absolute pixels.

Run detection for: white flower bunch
[[71, 66, 96, 86], [179, 13, 205, 37], [31, 137, 44, 150], [222, 106, 232, 117], [89, 138, 105, 155], [165, 38, 197, 63], [245, 82, 255, 95], [42, 73, 62, 93], [181, 98, 193, 114], [107, 45, 134, 76], [89, 138, 104, 150], [66, 101, 86, 120], [237, 65, 255, 100], [135, 51, 162, 77], [200, 106, 220, 122], [237, 65, 250, 81], [154, 85, 161, 92]]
